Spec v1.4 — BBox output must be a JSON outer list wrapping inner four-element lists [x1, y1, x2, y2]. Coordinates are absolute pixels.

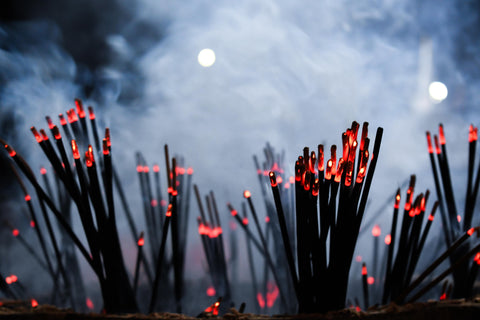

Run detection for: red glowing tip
[[385, 234, 391, 245], [151, 199, 158, 207], [59, 114, 67, 126], [40, 166, 47, 175], [30, 220, 35, 228], [166, 204, 172, 217], [426, 131, 433, 154], [136, 165, 143, 173], [75, 99, 86, 118], [137, 237, 145, 247], [439, 124, 446, 145], [230, 209, 238, 216], [102, 139, 109, 155], [434, 135, 441, 154], [46, 116, 55, 130], [12, 229, 19, 237], [25, 194, 31, 202], [86, 297, 94, 310], [67, 109, 79, 123], [40, 129, 49, 141], [206, 286, 216, 297], [457, 215, 462, 223], [362, 264, 367, 275], [428, 214, 435, 221], [71, 140, 80, 160], [243, 190, 251, 198], [469, 125, 478, 143], [5, 277, 12, 285], [440, 292, 447, 300], [242, 217, 248, 225], [51, 125, 61, 140], [105, 128, 111, 147], [31, 127, 43, 143], [474, 252, 480, 265], [265, 216, 270, 223], [257, 293, 266, 309], [10, 275, 18, 283], [394, 191, 401, 209], [187, 167, 194, 175], [372, 224, 381, 237], [5, 144, 16, 157], [153, 164, 160, 172], [85, 145, 95, 167], [160, 199, 167, 207], [31, 299, 38, 308], [269, 171, 277, 187], [367, 277, 375, 285], [468, 228, 475, 236], [88, 106, 96, 120]]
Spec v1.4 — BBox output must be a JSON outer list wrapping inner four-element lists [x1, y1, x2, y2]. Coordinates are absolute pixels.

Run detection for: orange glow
[[166, 204, 172, 217], [137, 237, 144, 247], [289, 176, 294, 184], [230, 209, 238, 216], [362, 264, 367, 275], [440, 292, 446, 300], [105, 128, 111, 147], [151, 199, 158, 207], [52, 126, 61, 140], [210, 227, 223, 238], [257, 293, 266, 309], [86, 297, 94, 310], [143, 167, 149, 174], [271, 162, 281, 172], [334, 158, 345, 183], [242, 217, 248, 225], [394, 191, 401, 209], [266, 282, 279, 308], [59, 114, 67, 126], [88, 106, 95, 120], [40, 166, 47, 175], [206, 286, 216, 297], [167, 187, 173, 194], [277, 176, 283, 184], [426, 132, 433, 154], [71, 140, 80, 159], [12, 229, 19, 237], [356, 306, 361, 312], [469, 125, 478, 143], [474, 252, 480, 265], [85, 145, 94, 167], [153, 164, 160, 172], [367, 277, 375, 285], [40, 129, 49, 141], [172, 189, 178, 196], [243, 190, 251, 198], [420, 197, 426, 212], [200, 223, 212, 236], [318, 145, 324, 171], [136, 165, 143, 173], [5, 277, 12, 285], [265, 216, 270, 223], [355, 165, 367, 184], [428, 214, 435, 221], [30, 220, 35, 228], [269, 171, 277, 187], [439, 124, 446, 145], [31, 299, 38, 308], [75, 99, 86, 118], [10, 275, 17, 282], [468, 227, 475, 236], [102, 139, 109, 155], [46, 116, 55, 130], [160, 200, 167, 207], [5, 144, 16, 157], [385, 234, 391, 245], [372, 225, 381, 237], [25, 194, 31, 202], [67, 109, 79, 123], [409, 209, 415, 218], [309, 152, 316, 173], [187, 167, 194, 175], [325, 160, 333, 180], [457, 215, 462, 223], [31, 127, 43, 143], [330, 145, 337, 176], [284, 182, 290, 189]]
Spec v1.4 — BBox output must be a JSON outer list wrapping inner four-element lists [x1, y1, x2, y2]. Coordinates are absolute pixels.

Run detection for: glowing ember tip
[[469, 125, 478, 143], [102, 139, 109, 155], [439, 124, 446, 145], [137, 237, 145, 247], [31, 127, 43, 143], [269, 171, 277, 187], [40, 167, 47, 175], [468, 228, 475, 236], [385, 234, 391, 245], [88, 106, 95, 120], [25, 195, 31, 201], [243, 190, 251, 198], [367, 277, 375, 285], [86, 298, 94, 310], [166, 204, 173, 217], [71, 140, 80, 159], [12, 229, 19, 237], [31, 299, 38, 308], [5, 144, 16, 157], [362, 263, 367, 275], [153, 164, 160, 172], [372, 225, 381, 237], [206, 286, 216, 297], [187, 167, 194, 175]]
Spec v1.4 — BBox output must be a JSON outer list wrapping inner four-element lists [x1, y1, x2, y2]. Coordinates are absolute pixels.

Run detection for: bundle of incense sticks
[[194, 186, 231, 305], [141, 147, 193, 313], [1, 99, 138, 313], [266, 121, 383, 313], [379, 176, 439, 304], [426, 124, 480, 298]]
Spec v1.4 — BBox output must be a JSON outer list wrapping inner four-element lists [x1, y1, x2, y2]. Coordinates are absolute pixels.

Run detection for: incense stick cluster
[[425, 124, 480, 298], [235, 122, 383, 313]]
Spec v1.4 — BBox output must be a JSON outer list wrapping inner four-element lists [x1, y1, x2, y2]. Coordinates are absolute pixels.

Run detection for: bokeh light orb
[[197, 48, 216, 67], [428, 81, 448, 103]]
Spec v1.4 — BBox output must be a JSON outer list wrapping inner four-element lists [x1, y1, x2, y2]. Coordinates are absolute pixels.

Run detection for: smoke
[[1, 0, 480, 311]]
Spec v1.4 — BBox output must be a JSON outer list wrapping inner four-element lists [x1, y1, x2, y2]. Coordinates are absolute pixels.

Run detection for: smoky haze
[[1, 0, 480, 313]]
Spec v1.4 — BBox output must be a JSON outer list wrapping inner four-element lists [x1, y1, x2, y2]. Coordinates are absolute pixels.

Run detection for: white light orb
[[429, 81, 448, 103], [197, 48, 216, 67]]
